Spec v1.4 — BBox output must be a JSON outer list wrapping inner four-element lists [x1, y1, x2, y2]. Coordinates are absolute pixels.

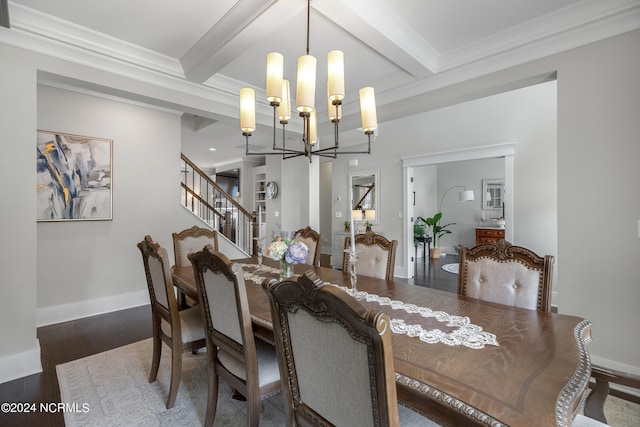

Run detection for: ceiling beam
[[181, 0, 306, 83], [313, 0, 438, 78], [1, 0, 10, 28]]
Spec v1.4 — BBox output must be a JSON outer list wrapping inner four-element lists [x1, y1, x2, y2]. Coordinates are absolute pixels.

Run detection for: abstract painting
[[36, 130, 112, 221]]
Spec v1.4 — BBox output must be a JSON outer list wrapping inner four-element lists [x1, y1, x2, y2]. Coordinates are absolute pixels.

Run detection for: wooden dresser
[[476, 227, 505, 245]]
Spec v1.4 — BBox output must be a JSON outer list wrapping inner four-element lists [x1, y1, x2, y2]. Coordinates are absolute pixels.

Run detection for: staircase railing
[[180, 153, 256, 255]]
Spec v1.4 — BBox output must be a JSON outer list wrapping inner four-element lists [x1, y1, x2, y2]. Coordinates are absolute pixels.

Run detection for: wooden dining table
[[172, 257, 592, 427]]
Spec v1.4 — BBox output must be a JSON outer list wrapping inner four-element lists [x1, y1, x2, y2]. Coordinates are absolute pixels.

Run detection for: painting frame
[[36, 130, 113, 222]]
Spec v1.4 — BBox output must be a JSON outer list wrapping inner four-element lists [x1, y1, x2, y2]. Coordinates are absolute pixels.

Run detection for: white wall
[[0, 43, 40, 382], [36, 84, 182, 311], [1, 29, 638, 384], [331, 80, 557, 276]]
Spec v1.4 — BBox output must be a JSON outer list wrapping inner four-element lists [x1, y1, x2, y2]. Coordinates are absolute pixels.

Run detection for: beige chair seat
[[160, 305, 205, 343], [217, 339, 280, 386]]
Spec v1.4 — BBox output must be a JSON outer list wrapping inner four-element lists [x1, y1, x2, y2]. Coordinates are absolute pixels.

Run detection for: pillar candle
[[350, 210, 356, 252]]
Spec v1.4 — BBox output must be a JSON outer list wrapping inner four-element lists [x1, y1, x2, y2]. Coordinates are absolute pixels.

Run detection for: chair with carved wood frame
[[263, 271, 430, 427], [343, 230, 398, 280], [173, 225, 219, 269], [573, 365, 640, 426], [458, 240, 555, 312], [172, 225, 219, 306], [136, 235, 206, 409], [293, 226, 322, 267], [188, 245, 281, 427]]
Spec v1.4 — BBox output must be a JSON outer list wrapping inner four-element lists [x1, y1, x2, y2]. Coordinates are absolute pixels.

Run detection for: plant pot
[[344, 226, 350, 232], [431, 247, 440, 259]]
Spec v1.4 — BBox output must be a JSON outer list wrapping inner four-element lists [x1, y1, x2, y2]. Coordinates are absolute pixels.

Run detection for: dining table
[[171, 257, 592, 427]]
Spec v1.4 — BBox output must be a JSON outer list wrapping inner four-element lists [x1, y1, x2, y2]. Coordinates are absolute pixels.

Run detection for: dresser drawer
[[476, 228, 505, 245]]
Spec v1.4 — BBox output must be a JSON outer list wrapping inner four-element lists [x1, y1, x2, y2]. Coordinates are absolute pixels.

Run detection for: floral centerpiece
[[266, 232, 308, 279]]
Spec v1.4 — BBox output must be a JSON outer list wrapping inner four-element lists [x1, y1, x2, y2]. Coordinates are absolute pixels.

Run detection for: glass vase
[[280, 260, 294, 280]]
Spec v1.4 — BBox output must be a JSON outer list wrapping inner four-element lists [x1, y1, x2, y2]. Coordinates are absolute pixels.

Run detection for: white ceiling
[[6, 0, 640, 170]]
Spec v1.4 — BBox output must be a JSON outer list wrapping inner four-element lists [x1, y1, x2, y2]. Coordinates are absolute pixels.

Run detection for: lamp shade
[[365, 209, 376, 221], [240, 87, 255, 133], [359, 87, 377, 132], [485, 191, 492, 202], [266, 52, 283, 104], [309, 110, 318, 145], [278, 79, 291, 122], [296, 54, 316, 113], [327, 50, 345, 101], [459, 190, 475, 202], [352, 209, 363, 220]]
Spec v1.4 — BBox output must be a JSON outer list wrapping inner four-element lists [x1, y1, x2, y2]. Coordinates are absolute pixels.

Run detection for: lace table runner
[[238, 263, 499, 349]]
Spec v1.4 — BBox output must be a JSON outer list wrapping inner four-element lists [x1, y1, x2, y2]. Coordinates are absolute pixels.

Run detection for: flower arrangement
[[266, 232, 309, 278]]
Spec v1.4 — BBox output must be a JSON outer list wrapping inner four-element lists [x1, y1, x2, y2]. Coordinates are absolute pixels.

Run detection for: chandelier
[[239, 0, 378, 162]]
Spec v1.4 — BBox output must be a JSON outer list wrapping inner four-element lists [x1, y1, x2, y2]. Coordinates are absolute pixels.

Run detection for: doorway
[[402, 143, 515, 277]]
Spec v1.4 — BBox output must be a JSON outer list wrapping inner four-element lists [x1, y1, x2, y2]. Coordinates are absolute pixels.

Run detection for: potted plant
[[418, 212, 454, 258], [364, 221, 373, 231], [344, 220, 350, 232]]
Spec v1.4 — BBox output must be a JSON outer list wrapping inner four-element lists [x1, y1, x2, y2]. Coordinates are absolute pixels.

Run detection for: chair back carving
[[263, 272, 400, 427], [458, 240, 554, 312], [172, 226, 219, 268], [343, 231, 398, 280], [294, 226, 322, 266]]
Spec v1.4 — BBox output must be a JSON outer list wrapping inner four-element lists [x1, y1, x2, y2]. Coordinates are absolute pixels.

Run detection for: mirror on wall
[[482, 178, 504, 211], [349, 170, 379, 224]]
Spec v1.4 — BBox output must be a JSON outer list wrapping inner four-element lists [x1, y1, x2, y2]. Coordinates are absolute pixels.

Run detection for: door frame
[[402, 142, 515, 277]]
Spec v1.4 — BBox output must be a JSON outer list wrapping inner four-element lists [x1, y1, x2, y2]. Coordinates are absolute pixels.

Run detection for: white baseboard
[[36, 290, 149, 327], [0, 340, 42, 385]]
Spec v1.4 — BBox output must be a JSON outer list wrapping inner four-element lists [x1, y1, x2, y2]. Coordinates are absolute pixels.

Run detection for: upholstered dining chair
[[136, 235, 206, 409], [172, 225, 219, 306], [458, 240, 555, 312], [263, 272, 433, 427], [172, 225, 219, 268], [573, 365, 640, 426], [188, 245, 281, 427], [293, 226, 322, 266], [343, 230, 398, 280]]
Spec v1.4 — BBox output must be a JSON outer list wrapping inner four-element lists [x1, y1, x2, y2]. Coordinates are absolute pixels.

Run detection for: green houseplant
[[418, 212, 454, 258]]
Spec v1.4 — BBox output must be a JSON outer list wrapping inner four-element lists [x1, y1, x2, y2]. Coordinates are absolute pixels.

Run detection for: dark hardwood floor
[[0, 258, 458, 426], [402, 253, 460, 293], [0, 306, 152, 427]]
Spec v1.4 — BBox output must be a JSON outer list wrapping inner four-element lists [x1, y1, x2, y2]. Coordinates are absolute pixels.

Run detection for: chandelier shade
[[240, 0, 378, 162]]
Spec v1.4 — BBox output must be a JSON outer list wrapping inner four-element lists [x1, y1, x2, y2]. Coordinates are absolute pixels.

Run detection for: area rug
[[57, 338, 437, 426], [441, 263, 459, 274], [56, 339, 286, 427]]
